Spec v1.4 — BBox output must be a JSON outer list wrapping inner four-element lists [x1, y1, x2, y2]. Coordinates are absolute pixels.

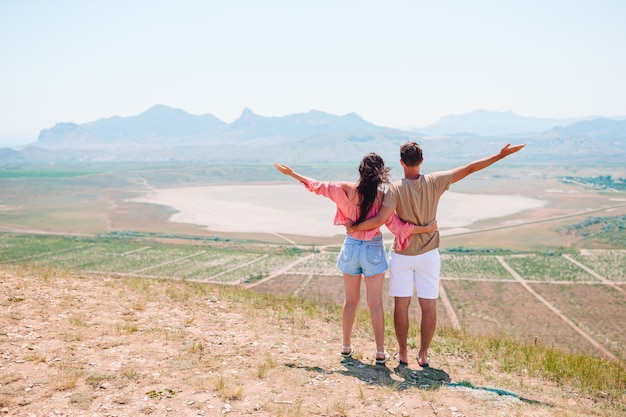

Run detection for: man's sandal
[[417, 355, 430, 368], [341, 345, 354, 357], [375, 351, 390, 365], [393, 352, 408, 366]]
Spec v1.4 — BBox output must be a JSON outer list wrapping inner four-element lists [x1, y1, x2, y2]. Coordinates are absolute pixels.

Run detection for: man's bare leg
[[394, 296, 412, 364], [418, 297, 436, 366]]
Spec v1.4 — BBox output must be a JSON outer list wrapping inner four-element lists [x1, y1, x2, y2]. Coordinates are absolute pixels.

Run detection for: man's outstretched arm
[[445, 144, 525, 184]]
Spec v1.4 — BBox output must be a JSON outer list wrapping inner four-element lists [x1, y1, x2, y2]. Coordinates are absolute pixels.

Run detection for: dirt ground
[[0, 265, 619, 417]]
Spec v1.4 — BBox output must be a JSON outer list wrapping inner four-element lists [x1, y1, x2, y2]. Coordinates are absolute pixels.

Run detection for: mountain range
[[416, 110, 586, 136], [1, 105, 625, 166]]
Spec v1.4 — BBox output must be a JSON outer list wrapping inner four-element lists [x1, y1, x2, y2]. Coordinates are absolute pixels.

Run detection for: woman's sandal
[[375, 351, 390, 365], [341, 345, 354, 357]]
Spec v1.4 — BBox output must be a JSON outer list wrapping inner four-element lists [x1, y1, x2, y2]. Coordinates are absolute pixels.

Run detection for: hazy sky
[[1, 0, 625, 147]]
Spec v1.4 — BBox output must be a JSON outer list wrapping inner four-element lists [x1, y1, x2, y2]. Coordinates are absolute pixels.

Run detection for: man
[[348, 142, 525, 367]]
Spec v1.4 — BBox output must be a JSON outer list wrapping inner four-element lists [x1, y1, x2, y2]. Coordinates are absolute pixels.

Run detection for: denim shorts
[[336, 235, 388, 277]]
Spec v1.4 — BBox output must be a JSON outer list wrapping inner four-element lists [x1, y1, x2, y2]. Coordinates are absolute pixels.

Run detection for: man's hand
[[499, 144, 525, 158], [449, 143, 526, 184], [425, 219, 438, 233]]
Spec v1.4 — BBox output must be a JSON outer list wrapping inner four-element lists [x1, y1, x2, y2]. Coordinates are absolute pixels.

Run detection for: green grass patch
[[437, 327, 625, 402], [564, 215, 626, 247], [0, 169, 98, 178]]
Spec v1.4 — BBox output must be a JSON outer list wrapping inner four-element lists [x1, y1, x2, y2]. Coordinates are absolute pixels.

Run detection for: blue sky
[[1, 0, 625, 147]]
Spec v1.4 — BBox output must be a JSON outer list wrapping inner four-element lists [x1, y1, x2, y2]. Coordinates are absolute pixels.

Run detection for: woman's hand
[[345, 219, 356, 234], [273, 162, 293, 176], [274, 162, 307, 183]]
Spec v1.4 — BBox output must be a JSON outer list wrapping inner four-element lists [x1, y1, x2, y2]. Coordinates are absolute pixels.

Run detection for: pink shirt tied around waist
[[300, 177, 414, 251]]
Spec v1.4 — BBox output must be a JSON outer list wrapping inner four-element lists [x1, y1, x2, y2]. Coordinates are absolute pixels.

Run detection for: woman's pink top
[[300, 177, 414, 251]]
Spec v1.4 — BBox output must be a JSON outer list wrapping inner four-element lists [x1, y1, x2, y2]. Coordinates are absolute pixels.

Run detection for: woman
[[274, 153, 437, 364]]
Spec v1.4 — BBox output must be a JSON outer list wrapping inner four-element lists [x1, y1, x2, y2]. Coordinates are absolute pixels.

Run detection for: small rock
[[1, 407, 9, 414]]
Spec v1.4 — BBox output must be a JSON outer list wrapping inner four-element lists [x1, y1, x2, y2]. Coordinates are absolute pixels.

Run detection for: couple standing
[[275, 141, 524, 367]]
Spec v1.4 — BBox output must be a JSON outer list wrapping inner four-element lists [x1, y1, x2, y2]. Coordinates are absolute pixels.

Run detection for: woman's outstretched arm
[[274, 162, 308, 183]]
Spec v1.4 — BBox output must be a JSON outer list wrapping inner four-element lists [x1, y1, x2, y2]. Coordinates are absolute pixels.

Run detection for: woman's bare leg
[[342, 273, 361, 353], [365, 272, 386, 358]]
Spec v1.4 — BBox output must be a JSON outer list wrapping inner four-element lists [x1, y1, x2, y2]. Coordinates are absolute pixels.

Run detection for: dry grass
[[0, 264, 624, 416]]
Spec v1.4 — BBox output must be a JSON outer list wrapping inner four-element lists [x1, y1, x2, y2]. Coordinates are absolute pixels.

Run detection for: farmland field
[[441, 280, 602, 356], [440, 254, 513, 280], [529, 283, 626, 360], [572, 249, 626, 281], [1, 230, 624, 362], [502, 254, 598, 282], [0, 234, 312, 285]]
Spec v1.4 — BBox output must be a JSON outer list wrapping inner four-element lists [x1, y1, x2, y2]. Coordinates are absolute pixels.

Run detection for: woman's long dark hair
[[355, 153, 390, 225]]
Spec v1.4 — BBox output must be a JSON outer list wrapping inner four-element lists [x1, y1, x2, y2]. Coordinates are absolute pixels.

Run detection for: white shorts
[[388, 249, 440, 299]]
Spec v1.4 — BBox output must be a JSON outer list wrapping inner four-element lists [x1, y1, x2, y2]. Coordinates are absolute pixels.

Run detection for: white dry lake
[[131, 184, 546, 237]]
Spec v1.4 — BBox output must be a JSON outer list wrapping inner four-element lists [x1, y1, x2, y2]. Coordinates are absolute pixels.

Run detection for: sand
[[130, 184, 546, 237]]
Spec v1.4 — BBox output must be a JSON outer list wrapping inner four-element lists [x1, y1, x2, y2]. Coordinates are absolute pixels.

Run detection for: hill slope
[[1, 265, 623, 416]]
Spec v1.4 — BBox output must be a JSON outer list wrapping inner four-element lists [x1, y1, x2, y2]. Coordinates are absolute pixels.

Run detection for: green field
[[572, 249, 626, 281], [0, 233, 310, 284], [1, 230, 624, 362], [503, 254, 598, 282], [440, 254, 513, 280]]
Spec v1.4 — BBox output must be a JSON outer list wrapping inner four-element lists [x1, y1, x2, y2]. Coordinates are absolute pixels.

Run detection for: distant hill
[[1, 106, 625, 166], [522, 118, 626, 164], [0, 147, 26, 162], [416, 110, 585, 136], [35, 105, 228, 149]]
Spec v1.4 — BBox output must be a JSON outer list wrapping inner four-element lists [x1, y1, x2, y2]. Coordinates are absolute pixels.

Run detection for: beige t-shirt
[[384, 171, 453, 255]]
